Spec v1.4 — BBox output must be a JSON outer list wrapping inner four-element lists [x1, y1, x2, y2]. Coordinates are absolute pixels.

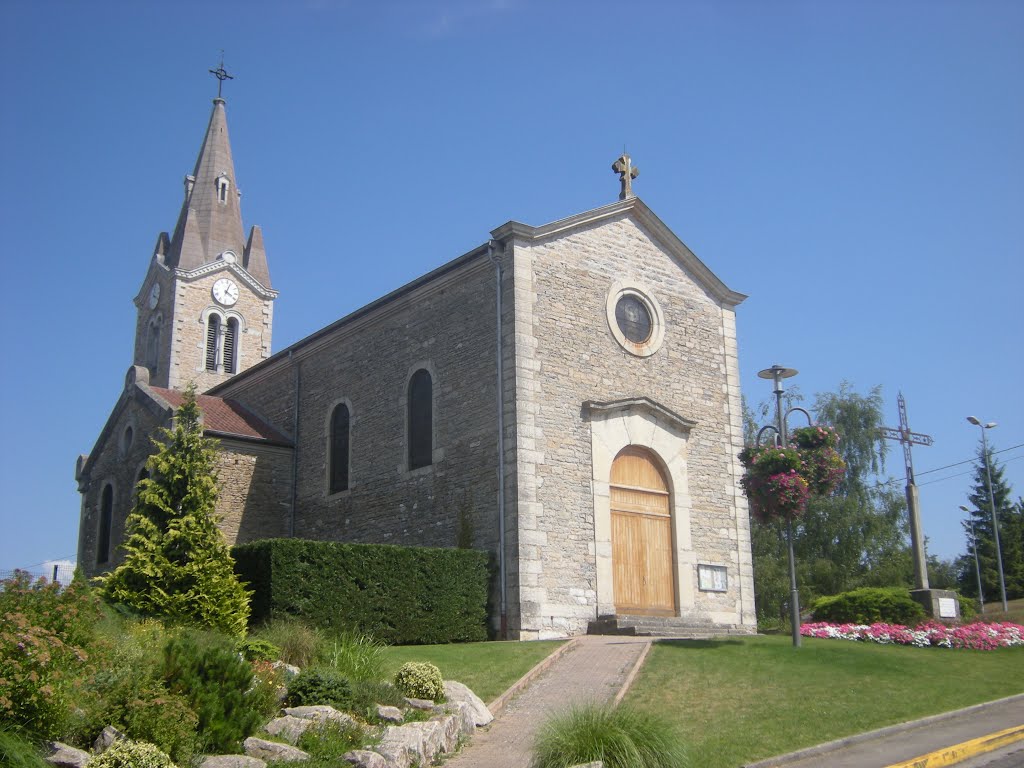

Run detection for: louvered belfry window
[[408, 369, 433, 470], [330, 403, 350, 494], [97, 484, 113, 565], [224, 318, 238, 374], [205, 315, 220, 371]]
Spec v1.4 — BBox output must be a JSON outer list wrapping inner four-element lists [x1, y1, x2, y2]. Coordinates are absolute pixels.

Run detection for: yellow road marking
[[884, 724, 1024, 768]]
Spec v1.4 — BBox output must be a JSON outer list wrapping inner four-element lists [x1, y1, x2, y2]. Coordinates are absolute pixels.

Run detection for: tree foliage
[[955, 447, 1023, 601], [98, 385, 251, 636], [748, 382, 912, 626]]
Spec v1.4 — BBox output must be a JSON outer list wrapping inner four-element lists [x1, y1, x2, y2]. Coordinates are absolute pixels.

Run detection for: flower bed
[[800, 621, 1024, 650]]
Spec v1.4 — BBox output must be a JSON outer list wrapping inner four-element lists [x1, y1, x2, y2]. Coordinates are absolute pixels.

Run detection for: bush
[[286, 668, 353, 710], [297, 718, 366, 765], [233, 539, 490, 644], [0, 572, 103, 738], [811, 587, 926, 626], [393, 662, 444, 702], [162, 631, 262, 753], [237, 637, 280, 663], [531, 704, 688, 768], [252, 618, 323, 667], [88, 739, 175, 768], [320, 631, 386, 683], [958, 594, 977, 623]]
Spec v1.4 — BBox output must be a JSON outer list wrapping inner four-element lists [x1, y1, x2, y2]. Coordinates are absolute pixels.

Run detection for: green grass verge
[[380, 640, 565, 702], [623, 634, 1024, 768]]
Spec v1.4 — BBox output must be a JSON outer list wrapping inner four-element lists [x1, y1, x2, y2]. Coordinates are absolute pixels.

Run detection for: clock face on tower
[[212, 278, 239, 306]]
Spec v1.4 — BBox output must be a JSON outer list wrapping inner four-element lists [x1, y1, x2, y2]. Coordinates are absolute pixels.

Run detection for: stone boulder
[[427, 712, 463, 753], [341, 750, 390, 768], [264, 715, 313, 745], [403, 697, 434, 710], [283, 705, 356, 728], [374, 725, 427, 768], [92, 726, 126, 754], [45, 742, 90, 768], [243, 737, 310, 763], [376, 704, 404, 723], [443, 680, 493, 727], [199, 757, 268, 768]]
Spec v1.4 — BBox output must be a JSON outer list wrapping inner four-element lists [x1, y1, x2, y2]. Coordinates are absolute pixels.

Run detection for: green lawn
[[380, 640, 565, 702], [623, 634, 1024, 768]]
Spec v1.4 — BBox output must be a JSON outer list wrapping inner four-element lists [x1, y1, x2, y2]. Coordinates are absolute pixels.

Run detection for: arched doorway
[[611, 446, 676, 615]]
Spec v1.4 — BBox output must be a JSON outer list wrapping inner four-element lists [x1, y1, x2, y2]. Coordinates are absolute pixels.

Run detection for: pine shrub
[[393, 662, 444, 702], [161, 631, 262, 753], [237, 637, 280, 663], [285, 669, 353, 710]]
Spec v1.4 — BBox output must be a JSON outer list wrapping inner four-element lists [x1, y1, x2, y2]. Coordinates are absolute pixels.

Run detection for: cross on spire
[[209, 52, 234, 99], [612, 153, 639, 200]]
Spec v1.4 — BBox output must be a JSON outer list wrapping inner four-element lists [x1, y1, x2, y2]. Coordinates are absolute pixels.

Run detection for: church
[[76, 88, 757, 640]]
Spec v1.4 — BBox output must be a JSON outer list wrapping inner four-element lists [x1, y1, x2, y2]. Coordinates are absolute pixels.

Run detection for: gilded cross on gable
[[209, 52, 234, 99], [612, 153, 639, 200]]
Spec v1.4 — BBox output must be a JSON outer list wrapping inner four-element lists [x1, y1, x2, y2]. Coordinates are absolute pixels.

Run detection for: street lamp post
[[959, 505, 985, 614], [966, 417, 1008, 612], [756, 364, 811, 648]]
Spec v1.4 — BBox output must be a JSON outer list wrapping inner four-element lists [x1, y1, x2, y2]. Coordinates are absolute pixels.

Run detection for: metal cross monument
[[879, 392, 934, 589]]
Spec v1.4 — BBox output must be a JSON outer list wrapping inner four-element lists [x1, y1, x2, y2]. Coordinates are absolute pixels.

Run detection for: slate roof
[[150, 387, 291, 446]]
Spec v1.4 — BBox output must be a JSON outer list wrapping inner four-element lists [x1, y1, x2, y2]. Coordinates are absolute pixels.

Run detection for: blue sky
[[1, 0, 1021, 576]]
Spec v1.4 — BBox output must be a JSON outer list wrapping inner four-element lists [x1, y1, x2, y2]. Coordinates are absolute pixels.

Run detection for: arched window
[[408, 369, 433, 470], [329, 403, 350, 494], [97, 484, 113, 565], [205, 314, 221, 371], [224, 318, 239, 374]]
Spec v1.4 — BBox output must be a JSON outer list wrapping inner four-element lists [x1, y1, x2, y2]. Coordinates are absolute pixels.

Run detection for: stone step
[[588, 614, 752, 638]]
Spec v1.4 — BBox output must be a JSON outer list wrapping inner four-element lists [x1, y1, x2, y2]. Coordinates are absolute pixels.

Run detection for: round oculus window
[[615, 295, 652, 344]]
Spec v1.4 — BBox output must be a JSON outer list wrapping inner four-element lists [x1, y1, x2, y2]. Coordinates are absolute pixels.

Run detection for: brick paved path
[[445, 636, 651, 768]]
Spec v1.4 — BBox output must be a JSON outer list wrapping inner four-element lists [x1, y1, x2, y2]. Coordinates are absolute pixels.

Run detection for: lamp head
[[959, 505, 970, 513], [967, 416, 980, 426]]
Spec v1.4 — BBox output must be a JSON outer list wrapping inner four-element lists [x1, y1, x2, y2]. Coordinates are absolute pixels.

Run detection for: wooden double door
[[610, 447, 676, 615]]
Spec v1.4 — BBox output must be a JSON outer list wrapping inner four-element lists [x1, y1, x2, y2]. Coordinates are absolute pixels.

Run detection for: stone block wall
[[507, 213, 755, 637]]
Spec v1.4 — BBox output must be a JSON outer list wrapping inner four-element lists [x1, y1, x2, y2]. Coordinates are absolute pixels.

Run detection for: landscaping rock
[[283, 705, 355, 727], [271, 660, 301, 680], [264, 715, 313, 745], [407, 720, 446, 760], [243, 737, 310, 763], [45, 742, 90, 768], [341, 751, 389, 768], [445, 700, 477, 736], [403, 696, 434, 710], [376, 704, 404, 723], [374, 724, 427, 768], [199, 757, 267, 768], [92, 726, 126, 753], [443, 680, 493, 727], [428, 712, 463, 753]]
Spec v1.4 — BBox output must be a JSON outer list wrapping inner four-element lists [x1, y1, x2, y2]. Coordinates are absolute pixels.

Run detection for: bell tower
[[133, 68, 276, 392]]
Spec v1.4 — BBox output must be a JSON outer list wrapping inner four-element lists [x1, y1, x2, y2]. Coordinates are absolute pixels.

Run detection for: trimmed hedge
[[810, 587, 926, 626], [233, 539, 490, 644]]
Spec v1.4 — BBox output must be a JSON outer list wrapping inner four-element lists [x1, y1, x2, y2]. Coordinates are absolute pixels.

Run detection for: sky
[[0, 0, 1021, 578]]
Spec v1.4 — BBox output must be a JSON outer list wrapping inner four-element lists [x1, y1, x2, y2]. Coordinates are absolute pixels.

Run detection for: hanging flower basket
[[739, 427, 845, 523]]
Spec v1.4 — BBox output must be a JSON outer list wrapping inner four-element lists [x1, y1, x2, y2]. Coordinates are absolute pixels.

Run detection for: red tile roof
[[151, 388, 291, 446]]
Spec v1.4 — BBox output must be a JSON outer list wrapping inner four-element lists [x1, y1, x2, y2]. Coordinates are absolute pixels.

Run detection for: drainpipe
[[289, 350, 300, 538], [489, 240, 508, 639]]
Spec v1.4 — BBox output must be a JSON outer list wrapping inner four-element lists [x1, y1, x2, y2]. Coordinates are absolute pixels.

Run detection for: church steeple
[[165, 97, 250, 274], [134, 81, 277, 393]]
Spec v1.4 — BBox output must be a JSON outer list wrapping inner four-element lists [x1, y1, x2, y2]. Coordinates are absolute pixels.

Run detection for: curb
[[486, 637, 581, 720], [613, 639, 652, 706], [884, 724, 1024, 768], [743, 692, 1024, 768]]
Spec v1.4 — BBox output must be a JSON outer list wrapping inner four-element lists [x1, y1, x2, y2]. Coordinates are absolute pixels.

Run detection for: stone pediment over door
[[583, 397, 698, 618]]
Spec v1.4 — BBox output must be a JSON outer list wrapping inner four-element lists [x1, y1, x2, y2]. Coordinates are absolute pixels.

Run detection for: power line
[[876, 444, 1023, 489]]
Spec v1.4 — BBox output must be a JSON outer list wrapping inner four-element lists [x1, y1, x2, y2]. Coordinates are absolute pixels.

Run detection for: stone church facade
[[77, 94, 757, 639]]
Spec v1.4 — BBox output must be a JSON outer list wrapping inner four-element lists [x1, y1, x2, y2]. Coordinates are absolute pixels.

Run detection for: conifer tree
[[957, 446, 1022, 601], [99, 384, 251, 636]]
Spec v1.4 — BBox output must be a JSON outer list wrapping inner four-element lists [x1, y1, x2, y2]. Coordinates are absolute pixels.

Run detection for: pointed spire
[[244, 225, 271, 288], [166, 98, 246, 271]]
